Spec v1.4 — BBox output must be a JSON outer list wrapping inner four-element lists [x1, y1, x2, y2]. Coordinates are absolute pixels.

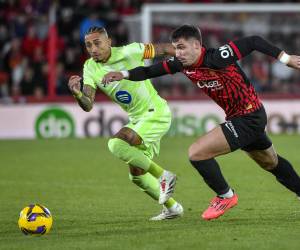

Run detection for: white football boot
[[150, 202, 184, 221], [158, 170, 177, 205]]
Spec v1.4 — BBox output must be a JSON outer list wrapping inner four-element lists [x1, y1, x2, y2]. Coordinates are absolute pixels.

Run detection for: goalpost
[[141, 3, 300, 43]]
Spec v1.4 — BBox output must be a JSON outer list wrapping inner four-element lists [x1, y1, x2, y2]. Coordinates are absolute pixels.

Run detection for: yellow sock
[[164, 198, 176, 208], [148, 161, 164, 178]]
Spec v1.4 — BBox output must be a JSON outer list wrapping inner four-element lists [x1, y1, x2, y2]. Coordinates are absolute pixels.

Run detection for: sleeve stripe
[[150, 44, 155, 58], [143, 43, 155, 59], [144, 44, 150, 58], [163, 60, 171, 74], [229, 41, 242, 60]]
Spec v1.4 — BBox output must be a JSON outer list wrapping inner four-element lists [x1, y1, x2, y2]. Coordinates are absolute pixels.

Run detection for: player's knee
[[129, 166, 145, 176], [188, 143, 209, 161], [258, 155, 278, 170], [107, 138, 125, 157], [114, 127, 142, 146]]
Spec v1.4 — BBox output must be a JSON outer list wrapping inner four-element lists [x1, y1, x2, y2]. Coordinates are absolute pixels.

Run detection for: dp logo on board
[[35, 107, 75, 138]]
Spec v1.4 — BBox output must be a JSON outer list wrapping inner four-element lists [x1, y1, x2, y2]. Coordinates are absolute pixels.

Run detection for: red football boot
[[202, 193, 238, 220]]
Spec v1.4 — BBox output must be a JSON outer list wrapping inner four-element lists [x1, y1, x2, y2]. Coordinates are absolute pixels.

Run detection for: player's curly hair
[[171, 24, 202, 45], [85, 26, 108, 37]]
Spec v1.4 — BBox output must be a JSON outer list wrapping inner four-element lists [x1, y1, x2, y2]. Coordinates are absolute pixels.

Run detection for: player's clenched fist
[[288, 55, 300, 70], [68, 75, 82, 95], [102, 72, 124, 85]]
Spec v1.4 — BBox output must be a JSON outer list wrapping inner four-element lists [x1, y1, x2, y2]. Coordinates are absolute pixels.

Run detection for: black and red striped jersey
[[163, 46, 262, 119], [127, 36, 282, 119]]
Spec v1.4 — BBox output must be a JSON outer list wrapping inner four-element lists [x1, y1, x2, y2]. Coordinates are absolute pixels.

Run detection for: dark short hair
[[85, 26, 107, 36], [171, 24, 202, 43]]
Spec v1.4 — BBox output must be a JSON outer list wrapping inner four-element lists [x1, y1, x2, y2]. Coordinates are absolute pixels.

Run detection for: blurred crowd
[[151, 11, 300, 97], [0, 0, 300, 103]]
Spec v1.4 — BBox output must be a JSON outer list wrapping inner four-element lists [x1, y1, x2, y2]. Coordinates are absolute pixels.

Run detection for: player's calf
[[268, 155, 300, 197], [189, 158, 232, 196], [129, 173, 160, 200]]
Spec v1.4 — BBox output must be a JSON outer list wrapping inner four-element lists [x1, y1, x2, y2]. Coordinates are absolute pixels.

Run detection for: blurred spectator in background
[[271, 60, 294, 93], [56, 62, 69, 95], [0, 0, 299, 103], [248, 54, 270, 93], [22, 25, 43, 58], [0, 71, 9, 102], [79, 12, 105, 42]]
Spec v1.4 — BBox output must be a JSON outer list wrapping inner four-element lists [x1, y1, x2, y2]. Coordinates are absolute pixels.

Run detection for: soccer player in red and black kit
[[102, 25, 300, 220]]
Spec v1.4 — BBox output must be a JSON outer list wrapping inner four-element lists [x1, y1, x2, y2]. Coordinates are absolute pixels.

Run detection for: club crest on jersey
[[115, 91, 132, 104]]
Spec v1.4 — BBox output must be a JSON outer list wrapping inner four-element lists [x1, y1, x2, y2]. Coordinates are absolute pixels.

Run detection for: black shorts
[[221, 106, 272, 152]]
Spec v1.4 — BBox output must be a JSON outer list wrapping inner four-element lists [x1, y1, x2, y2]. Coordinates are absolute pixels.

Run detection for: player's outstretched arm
[[102, 58, 183, 85], [278, 52, 300, 70], [211, 36, 298, 69], [68, 75, 96, 112], [234, 36, 300, 70], [233, 36, 300, 70], [102, 64, 165, 85]]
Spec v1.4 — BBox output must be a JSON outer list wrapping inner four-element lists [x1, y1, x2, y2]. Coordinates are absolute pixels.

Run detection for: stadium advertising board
[[0, 100, 299, 139]]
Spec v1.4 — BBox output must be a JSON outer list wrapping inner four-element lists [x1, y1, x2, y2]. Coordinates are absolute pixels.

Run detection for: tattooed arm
[[68, 75, 96, 112]]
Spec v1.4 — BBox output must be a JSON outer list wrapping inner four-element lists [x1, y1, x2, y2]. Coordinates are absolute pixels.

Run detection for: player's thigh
[[245, 145, 278, 170], [188, 125, 231, 161], [113, 127, 142, 146], [221, 107, 268, 152]]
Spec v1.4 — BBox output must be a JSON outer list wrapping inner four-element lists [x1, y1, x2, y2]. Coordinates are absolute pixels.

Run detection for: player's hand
[[102, 72, 124, 85], [287, 55, 300, 70], [68, 75, 81, 95]]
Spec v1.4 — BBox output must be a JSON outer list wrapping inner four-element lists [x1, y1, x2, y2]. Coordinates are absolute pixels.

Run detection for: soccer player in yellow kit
[[67, 26, 183, 220]]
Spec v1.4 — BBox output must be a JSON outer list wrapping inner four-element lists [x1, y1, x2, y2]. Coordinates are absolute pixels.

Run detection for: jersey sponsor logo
[[218, 44, 234, 58], [224, 121, 238, 138], [196, 80, 223, 90], [115, 90, 132, 104]]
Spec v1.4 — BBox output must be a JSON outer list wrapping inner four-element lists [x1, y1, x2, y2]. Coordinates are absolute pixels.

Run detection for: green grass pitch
[[0, 135, 300, 250]]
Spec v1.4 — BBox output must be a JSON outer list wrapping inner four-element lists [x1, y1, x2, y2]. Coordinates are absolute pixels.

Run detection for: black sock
[[269, 155, 300, 196], [190, 158, 230, 195]]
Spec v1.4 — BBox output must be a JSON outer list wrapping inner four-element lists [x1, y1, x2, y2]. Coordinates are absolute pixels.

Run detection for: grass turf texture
[[0, 135, 300, 250]]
